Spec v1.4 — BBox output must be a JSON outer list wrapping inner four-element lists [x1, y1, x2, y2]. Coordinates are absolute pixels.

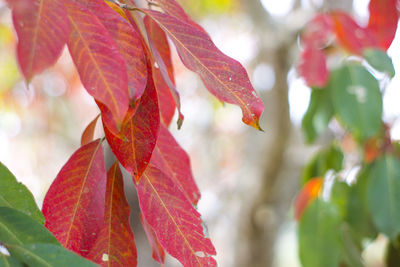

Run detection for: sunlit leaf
[[42, 140, 106, 256], [301, 144, 343, 184], [137, 165, 216, 267], [144, 16, 177, 126], [294, 178, 323, 220], [298, 199, 342, 267], [81, 114, 100, 146], [302, 86, 334, 144], [151, 125, 200, 205], [140, 214, 165, 265], [331, 11, 377, 55], [87, 162, 137, 267], [346, 167, 377, 241], [367, 155, 400, 239], [144, 9, 264, 130], [367, 0, 399, 50], [330, 63, 382, 141], [105, 71, 159, 183], [0, 254, 24, 267], [79, 0, 147, 101], [0, 207, 58, 246], [298, 46, 329, 87], [8, 244, 98, 267], [65, 0, 129, 133], [363, 49, 395, 78], [0, 162, 44, 224], [7, 0, 69, 81]]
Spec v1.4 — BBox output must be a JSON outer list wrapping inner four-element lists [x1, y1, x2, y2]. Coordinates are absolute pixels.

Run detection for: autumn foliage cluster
[[295, 0, 400, 266], [0, 0, 264, 266]]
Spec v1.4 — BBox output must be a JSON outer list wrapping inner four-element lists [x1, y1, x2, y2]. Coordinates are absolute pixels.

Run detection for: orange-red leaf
[[294, 177, 323, 220], [137, 165, 216, 267], [79, 0, 147, 100], [367, 0, 399, 50], [65, 0, 129, 131], [151, 125, 201, 205], [81, 114, 100, 146], [331, 11, 377, 55], [8, 0, 69, 81], [144, 9, 264, 130], [144, 16, 177, 126], [140, 214, 165, 265], [42, 139, 106, 256], [105, 70, 160, 182], [87, 162, 137, 267]]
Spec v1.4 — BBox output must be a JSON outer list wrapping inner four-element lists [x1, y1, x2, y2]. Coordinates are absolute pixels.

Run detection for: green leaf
[[298, 199, 342, 267], [302, 144, 343, 184], [0, 253, 24, 267], [0, 162, 44, 224], [340, 223, 364, 267], [367, 155, 400, 239], [302, 86, 334, 143], [7, 244, 98, 267], [330, 181, 350, 218], [0, 207, 58, 246], [331, 63, 383, 141], [346, 168, 377, 241], [363, 49, 395, 78]]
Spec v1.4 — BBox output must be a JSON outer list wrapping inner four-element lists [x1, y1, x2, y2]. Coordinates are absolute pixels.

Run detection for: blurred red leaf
[[137, 165, 217, 267], [302, 14, 334, 48], [144, 9, 264, 130], [80, 0, 147, 101], [140, 214, 165, 265], [144, 16, 177, 127], [65, 0, 129, 132], [87, 162, 137, 267], [298, 46, 329, 87], [294, 178, 323, 220], [7, 0, 69, 81], [151, 125, 201, 205], [81, 114, 100, 146], [42, 139, 106, 256], [105, 70, 160, 183], [367, 0, 399, 50], [331, 11, 378, 55]]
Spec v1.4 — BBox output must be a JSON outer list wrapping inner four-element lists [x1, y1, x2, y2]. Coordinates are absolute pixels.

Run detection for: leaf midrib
[[68, 14, 121, 123], [143, 173, 204, 266], [64, 141, 102, 246], [148, 12, 251, 117]]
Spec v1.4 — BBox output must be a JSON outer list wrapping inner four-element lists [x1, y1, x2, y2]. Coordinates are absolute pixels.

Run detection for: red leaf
[[140, 214, 165, 265], [151, 125, 201, 205], [294, 178, 323, 220], [8, 0, 69, 81], [137, 165, 217, 267], [367, 0, 399, 50], [144, 16, 177, 126], [42, 139, 106, 256], [87, 162, 137, 267], [78, 0, 148, 100], [144, 9, 264, 130], [105, 70, 160, 183], [150, 0, 206, 33], [331, 11, 378, 55], [298, 46, 329, 87], [65, 0, 129, 131], [81, 114, 100, 146], [302, 14, 334, 48]]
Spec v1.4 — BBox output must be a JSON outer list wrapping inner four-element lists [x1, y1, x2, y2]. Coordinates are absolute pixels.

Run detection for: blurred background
[[0, 0, 399, 266]]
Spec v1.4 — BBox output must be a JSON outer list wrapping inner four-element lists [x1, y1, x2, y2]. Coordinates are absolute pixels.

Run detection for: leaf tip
[[177, 113, 184, 130]]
